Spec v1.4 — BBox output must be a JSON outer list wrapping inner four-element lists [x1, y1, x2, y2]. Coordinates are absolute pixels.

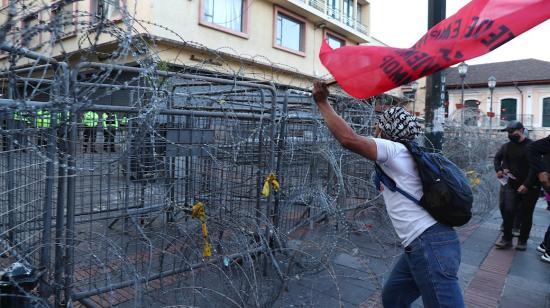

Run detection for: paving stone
[[508, 245, 550, 284], [334, 253, 364, 270], [275, 280, 354, 308], [500, 275, 549, 308]]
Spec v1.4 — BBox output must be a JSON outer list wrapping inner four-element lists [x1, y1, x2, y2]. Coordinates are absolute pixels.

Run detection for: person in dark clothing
[[494, 121, 539, 250], [544, 154, 550, 211], [494, 143, 523, 236], [527, 135, 550, 263]]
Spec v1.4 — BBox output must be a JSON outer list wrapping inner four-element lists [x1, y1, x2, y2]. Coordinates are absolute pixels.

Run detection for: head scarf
[[375, 106, 421, 141]]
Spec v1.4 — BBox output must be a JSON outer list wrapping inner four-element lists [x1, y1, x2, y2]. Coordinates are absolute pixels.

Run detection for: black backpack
[[374, 141, 473, 227]]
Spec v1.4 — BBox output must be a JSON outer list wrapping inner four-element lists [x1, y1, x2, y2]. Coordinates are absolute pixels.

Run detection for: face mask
[[508, 134, 521, 143]]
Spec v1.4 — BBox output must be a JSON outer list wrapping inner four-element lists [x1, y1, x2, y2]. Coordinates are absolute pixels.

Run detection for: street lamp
[[488, 76, 496, 130], [458, 62, 468, 124], [411, 81, 419, 114]]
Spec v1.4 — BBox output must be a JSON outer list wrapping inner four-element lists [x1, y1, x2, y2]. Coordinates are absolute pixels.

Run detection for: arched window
[[465, 99, 479, 109], [500, 98, 517, 122], [464, 99, 480, 126], [543, 97, 550, 127]]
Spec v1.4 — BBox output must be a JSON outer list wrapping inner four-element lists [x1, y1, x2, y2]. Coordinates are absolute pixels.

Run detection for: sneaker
[[516, 240, 527, 251], [537, 243, 546, 253], [541, 253, 550, 263], [512, 228, 520, 237], [495, 238, 513, 249]]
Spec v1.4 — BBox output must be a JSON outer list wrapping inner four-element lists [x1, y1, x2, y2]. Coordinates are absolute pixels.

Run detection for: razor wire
[[0, 1, 504, 307]]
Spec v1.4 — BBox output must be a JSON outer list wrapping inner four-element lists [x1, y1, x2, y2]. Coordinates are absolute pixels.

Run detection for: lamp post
[[488, 76, 496, 131], [458, 62, 468, 124], [411, 81, 419, 114]]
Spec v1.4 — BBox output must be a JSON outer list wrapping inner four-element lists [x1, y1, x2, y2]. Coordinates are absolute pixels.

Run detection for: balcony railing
[[305, 0, 369, 36], [480, 114, 534, 128]]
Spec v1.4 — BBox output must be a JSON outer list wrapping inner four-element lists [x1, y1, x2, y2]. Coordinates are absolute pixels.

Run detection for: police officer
[[36, 109, 51, 147], [82, 111, 99, 153], [102, 112, 118, 152]]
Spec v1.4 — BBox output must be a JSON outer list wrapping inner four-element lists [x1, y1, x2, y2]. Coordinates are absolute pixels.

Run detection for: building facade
[[444, 59, 550, 139], [0, 0, 375, 88]]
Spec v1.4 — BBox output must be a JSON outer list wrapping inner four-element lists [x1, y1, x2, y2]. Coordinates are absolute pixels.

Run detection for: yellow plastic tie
[[191, 202, 211, 257], [203, 241, 212, 257], [262, 173, 280, 197], [191, 202, 206, 221], [466, 170, 481, 187]]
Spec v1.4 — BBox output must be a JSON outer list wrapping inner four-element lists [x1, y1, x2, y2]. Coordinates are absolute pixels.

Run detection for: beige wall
[[147, 0, 365, 79], [447, 85, 550, 134], [1, 0, 372, 87]]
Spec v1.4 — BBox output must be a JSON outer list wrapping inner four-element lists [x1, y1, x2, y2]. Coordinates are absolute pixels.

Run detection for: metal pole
[[64, 94, 78, 306], [424, 0, 446, 151], [39, 92, 58, 297], [413, 90, 417, 114], [273, 91, 289, 230], [489, 88, 494, 131], [461, 77, 465, 125], [55, 63, 70, 307]]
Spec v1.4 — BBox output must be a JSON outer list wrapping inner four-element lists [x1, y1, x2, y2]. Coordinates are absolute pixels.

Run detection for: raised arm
[[312, 82, 377, 161]]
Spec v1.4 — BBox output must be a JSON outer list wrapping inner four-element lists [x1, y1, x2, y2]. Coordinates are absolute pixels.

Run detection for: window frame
[[90, 0, 125, 23], [500, 97, 518, 122], [199, 0, 249, 39], [541, 97, 550, 127], [272, 6, 306, 57], [21, 12, 40, 48], [51, 1, 77, 41], [324, 29, 346, 49], [464, 99, 480, 126], [343, 0, 353, 26]]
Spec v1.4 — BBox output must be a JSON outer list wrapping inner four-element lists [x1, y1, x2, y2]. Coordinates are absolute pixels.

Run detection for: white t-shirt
[[374, 138, 437, 247]]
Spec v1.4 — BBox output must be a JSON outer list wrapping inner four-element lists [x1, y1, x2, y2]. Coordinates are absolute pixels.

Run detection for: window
[[542, 97, 550, 127], [202, 0, 245, 34], [328, 0, 340, 19], [464, 99, 479, 126], [21, 13, 40, 48], [326, 32, 345, 49], [500, 98, 517, 122], [343, 0, 353, 26], [52, 2, 76, 39], [274, 9, 305, 54], [91, 0, 123, 21]]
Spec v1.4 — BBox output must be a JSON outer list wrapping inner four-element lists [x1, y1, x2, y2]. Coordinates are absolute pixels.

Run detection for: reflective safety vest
[[13, 111, 30, 124], [36, 110, 51, 128], [82, 111, 99, 128], [102, 113, 119, 128]]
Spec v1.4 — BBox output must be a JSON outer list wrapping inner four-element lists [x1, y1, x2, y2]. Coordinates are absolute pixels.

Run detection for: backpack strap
[[374, 163, 421, 205]]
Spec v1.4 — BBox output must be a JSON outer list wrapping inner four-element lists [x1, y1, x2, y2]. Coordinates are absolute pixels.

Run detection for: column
[[340, 0, 344, 22]]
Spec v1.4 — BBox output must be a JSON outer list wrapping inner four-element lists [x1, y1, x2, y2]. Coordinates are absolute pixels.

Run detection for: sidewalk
[[275, 199, 550, 307]]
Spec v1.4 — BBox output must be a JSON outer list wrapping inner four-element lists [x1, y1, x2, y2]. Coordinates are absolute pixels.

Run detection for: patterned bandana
[[375, 107, 421, 141]]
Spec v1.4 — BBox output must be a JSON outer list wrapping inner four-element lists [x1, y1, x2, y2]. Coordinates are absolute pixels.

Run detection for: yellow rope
[[191, 202, 212, 257]]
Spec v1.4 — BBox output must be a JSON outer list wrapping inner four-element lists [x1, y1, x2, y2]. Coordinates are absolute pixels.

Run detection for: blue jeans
[[382, 223, 464, 308]]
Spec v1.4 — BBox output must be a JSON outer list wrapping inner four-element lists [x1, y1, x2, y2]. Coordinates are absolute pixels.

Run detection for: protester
[[527, 135, 550, 263], [493, 121, 539, 250], [312, 82, 464, 307], [494, 141, 523, 237]]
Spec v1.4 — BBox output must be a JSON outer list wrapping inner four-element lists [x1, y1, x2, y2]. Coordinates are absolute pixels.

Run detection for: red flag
[[320, 0, 550, 99]]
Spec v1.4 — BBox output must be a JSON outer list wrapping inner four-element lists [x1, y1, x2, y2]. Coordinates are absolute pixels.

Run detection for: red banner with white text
[[320, 0, 550, 99]]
